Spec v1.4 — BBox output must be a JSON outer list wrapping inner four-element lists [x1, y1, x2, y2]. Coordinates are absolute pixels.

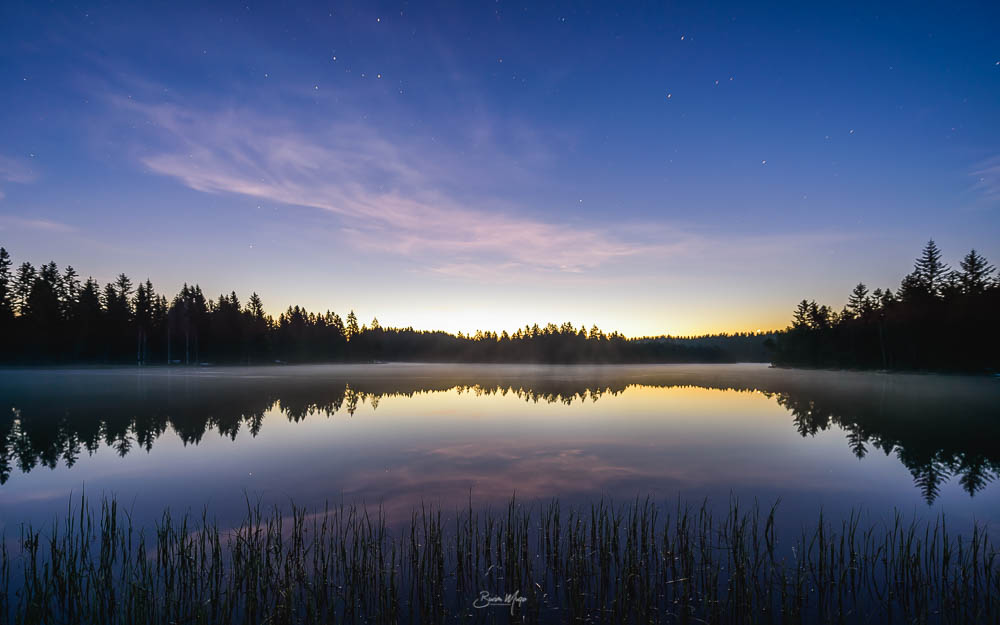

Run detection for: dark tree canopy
[[0, 246, 773, 366], [771, 240, 1000, 372]]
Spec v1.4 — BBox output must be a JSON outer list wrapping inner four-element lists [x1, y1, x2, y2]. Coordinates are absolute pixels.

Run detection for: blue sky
[[1, 0, 998, 335]]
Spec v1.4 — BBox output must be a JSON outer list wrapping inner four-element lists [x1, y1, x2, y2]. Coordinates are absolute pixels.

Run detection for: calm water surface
[[1, 363, 997, 534]]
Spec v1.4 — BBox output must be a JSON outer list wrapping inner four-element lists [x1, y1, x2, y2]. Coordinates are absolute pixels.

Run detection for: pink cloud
[[111, 98, 862, 286], [121, 100, 677, 274]]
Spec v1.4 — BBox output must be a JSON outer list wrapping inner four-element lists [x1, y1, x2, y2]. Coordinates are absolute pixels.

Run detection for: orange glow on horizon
[[260, 303, 788, 339]]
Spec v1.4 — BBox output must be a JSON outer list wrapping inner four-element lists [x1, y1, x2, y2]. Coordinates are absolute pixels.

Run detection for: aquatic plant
[[1, 496, 996, 624]]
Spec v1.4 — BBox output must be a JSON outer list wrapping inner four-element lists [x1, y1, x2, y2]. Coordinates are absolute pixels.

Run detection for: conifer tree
[[346, 310, 359, 339], [914, 239, 950, 295], [958, 249, 995, 295], [846, 283, 871, 318], [0, 247, 12, 319], [13, 261, 36, 314]]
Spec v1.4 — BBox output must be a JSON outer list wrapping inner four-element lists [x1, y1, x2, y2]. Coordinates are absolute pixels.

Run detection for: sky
[[0, 0, 998, 336]]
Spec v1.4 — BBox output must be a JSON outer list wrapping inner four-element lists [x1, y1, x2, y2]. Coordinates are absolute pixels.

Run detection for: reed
[[1, 495, 995, 624]]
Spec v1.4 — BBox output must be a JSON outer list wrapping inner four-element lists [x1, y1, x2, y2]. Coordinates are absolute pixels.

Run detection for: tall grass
[[1, 496, 996, 624]]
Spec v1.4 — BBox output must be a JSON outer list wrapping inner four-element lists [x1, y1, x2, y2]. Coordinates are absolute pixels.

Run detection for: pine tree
[[897, 271, 926, 302], [115, 274, 134, 311], [879, 288, 895, 307], [792, 300, 811, 329], [346, 310, 359, 339], [133, 280, 154, 364], [331, 313, 345, 338], [846, 283, 871, 318], [59, 266, 80, 318], [25, 262, 62, 324], [958, 249, 995, 295], [13, 262, 36, 314], [246, 292, 265, 319], [807, 301, 831, 329], [913, 239, 950, 295], [0, 247, 12, 319]]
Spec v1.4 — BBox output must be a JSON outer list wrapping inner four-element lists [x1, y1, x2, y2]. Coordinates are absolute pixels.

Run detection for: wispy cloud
[[111, 97, 861, 286], [0, 154, 39, 201], [0, 215, 75, 232], [120, 98, 680, 275], [0, 155, 38, 184], [971, 156, 1000, 201]]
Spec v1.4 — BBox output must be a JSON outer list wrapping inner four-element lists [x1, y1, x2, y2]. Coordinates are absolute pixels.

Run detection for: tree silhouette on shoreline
[[0, 246, 772, 365], [770, 241, 999, 372]]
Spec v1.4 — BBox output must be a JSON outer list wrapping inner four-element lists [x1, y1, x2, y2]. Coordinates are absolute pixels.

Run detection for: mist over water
[[2, 363, 997, 536]]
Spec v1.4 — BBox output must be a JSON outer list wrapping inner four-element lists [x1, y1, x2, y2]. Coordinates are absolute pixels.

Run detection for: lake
[[1, 363, 998, 536]]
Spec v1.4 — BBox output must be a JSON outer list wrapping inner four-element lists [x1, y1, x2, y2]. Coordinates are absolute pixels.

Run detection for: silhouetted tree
[[134, 280, 154, 364], [773, 241, 998, 372], [846, 283, 871, 319], [0, 248, 777, 365], [0, 248, 13, 322], [958, 249, 995, 295], [346, 310, 359, 340], [913, 239, 950, 296], [13, 261, 36, 314]]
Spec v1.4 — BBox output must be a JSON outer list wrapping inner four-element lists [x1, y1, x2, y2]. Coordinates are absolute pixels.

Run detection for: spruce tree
[[914, 239, 950, 295], [846, 283, 870, 318], [958, 249, 995, 295], [346, 310, 359, 339], [14, 261, 36, 314], [0, 247, 12, 319]]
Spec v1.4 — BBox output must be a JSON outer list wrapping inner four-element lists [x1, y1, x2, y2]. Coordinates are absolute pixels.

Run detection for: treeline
[[0, 247, 771, 365], [769, 240, 1000, 371]]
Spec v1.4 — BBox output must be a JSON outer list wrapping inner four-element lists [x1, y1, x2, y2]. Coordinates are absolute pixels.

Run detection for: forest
[[769, 240, 999, 372], [4, 240, 994, 370], [0, 246, 771, 365]]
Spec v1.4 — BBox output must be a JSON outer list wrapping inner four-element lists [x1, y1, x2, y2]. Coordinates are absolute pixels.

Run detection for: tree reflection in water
[[1, 365, 996, 504]]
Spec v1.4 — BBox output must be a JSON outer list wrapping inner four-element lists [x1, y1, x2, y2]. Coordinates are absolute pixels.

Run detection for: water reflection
[[1, 364, 997, 505]]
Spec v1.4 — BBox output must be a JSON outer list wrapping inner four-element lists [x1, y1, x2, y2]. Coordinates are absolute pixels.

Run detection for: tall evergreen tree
[[134, 280, 154, 364], [13, 261, 36, 314], [23, 262, 62, 358], [913, 239, 950, 295], [246, 292, 265, 319], [0, 247, 12, 320], [792, 300, 809, 328], [846, 283, 871, 318], [958, 249, 995, 295], [773, 241, 999, 371], [75, 278, 102, 359], [346, 310, 359, 340], [59, 266, 80, 319]]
